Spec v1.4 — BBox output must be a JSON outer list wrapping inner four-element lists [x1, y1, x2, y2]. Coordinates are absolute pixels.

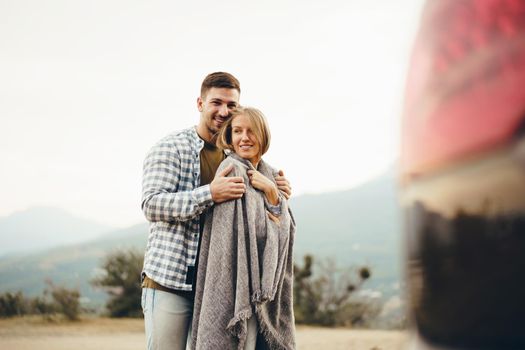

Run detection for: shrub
[[91, 249, 144, 317], [46, 281, 81, 321], [0, 291, 27, 317], [293, 254, 375, 327]]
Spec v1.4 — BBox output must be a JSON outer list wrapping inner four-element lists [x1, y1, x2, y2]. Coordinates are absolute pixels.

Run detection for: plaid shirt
[[141, 127, 213, 291]]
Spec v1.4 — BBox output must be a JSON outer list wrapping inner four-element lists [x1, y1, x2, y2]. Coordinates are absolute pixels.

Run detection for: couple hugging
[[141, 72, 296, 350]]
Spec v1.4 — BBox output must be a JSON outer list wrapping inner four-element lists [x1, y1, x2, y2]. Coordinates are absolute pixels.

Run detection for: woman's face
[[231, 114, 261, 166]]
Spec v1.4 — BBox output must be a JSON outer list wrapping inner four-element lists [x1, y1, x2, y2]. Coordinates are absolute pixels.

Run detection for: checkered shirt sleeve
[[141, 138, 212, 222], [141, 128, 213, 290]]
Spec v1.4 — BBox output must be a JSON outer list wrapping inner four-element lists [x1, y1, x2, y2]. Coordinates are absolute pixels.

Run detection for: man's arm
[[141, 142, 246, 223], [141, 141, 212, 222]]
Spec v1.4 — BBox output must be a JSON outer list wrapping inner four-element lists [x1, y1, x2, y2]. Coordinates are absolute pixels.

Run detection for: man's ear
[[197, 96, 203, 112]]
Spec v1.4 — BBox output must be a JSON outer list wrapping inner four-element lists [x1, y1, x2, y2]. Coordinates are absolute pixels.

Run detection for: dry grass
[[0, 316, 408, 350], [0, 316, 143, 336]]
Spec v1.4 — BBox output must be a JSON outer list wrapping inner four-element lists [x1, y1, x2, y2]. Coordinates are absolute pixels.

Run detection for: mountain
[[290, 169, 402, 294], [0, 223, 149, 306], [0, 206, 113, 256], [0, 169, 403, 305]]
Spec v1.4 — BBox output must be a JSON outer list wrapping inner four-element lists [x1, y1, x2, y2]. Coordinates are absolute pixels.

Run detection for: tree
[[293, 254, 375, 327], [293, 255, 319, 324], [92, 249, 144, 317], [45, 280, 81, 321], [0, 291, 27, 317], [30, 295, 55, 317], [0, 283, 81, 320]]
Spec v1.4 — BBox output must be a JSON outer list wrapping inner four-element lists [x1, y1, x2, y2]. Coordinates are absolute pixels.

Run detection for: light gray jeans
[[141, 288, 257, 350]]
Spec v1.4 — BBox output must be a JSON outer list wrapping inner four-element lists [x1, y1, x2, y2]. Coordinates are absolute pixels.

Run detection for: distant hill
[[290, 169, 402, 295], [0, 169, 403, 306], [0, 223, 149, 306], [0, 207, 113, 256]]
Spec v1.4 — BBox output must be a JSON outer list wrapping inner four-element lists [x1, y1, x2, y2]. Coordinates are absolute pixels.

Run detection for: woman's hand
[[267, 210, 281, 225], [247, 170, 280, 205]]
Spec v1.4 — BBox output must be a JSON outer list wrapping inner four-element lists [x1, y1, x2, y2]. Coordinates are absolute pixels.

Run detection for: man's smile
[[213, 115, 228, 127]]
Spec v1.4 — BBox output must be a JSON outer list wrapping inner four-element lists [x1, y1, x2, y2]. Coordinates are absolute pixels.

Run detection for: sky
[[0, 0, 424, 228]]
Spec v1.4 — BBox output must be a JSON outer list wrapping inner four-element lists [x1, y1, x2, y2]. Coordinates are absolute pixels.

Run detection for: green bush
[[91, 249, 144, 317], [46, 282, 81, 321], [30, 295, 56, 316], [0, 291, 27, 317], [0, 282, 81, 320], [293, 254, 376, 327]]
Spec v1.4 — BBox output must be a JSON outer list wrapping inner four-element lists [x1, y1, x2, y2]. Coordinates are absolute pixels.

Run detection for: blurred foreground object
[[400, 0, 525, 349]]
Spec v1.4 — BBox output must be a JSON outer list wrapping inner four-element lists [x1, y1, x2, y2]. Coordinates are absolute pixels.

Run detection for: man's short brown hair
[[200, 72, 241, 98]]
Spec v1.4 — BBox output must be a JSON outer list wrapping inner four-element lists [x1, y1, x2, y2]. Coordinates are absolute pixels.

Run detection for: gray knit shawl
[[190, 153, 296, 350]]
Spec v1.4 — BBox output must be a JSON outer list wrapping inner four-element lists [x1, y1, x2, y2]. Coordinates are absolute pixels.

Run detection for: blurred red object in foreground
[[401, 0, 525, 181], [401, 0, 525, 349]]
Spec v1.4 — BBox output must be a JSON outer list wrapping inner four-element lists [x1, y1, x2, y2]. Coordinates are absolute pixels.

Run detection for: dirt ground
[[0, 317, 408, 350]]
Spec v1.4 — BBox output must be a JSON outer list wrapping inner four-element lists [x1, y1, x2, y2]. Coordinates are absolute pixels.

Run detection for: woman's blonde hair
[[216, 106, 271, 157]]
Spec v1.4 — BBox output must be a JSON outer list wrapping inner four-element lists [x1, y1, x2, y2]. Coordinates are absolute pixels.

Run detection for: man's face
[[197, 87, 240, 138]]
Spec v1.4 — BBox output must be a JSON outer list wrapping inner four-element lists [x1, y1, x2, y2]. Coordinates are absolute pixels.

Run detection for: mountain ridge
[[0, 206, 114, 257]]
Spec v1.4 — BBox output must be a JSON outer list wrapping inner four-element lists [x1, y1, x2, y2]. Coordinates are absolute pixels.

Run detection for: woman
[[190, 107, 296, 350]]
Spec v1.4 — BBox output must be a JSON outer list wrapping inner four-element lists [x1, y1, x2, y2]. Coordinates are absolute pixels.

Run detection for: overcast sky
[[0, 0, 424, 227]]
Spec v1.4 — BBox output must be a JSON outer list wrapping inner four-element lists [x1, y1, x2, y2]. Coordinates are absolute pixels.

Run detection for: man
[[140, 72, 291, 350]]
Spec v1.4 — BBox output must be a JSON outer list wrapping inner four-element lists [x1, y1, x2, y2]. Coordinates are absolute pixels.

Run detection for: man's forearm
[[141, 139, 214, 223], [142, 185, 213, 222]]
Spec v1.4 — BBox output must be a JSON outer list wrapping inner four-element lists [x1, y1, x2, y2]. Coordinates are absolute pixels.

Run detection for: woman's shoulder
[[217, 154, 249, 176]]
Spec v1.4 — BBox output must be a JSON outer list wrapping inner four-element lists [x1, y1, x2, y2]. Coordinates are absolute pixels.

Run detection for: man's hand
[[210, 164, 246, 203], [248, 169, 279, 205], [274, 170, 292, 199]]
